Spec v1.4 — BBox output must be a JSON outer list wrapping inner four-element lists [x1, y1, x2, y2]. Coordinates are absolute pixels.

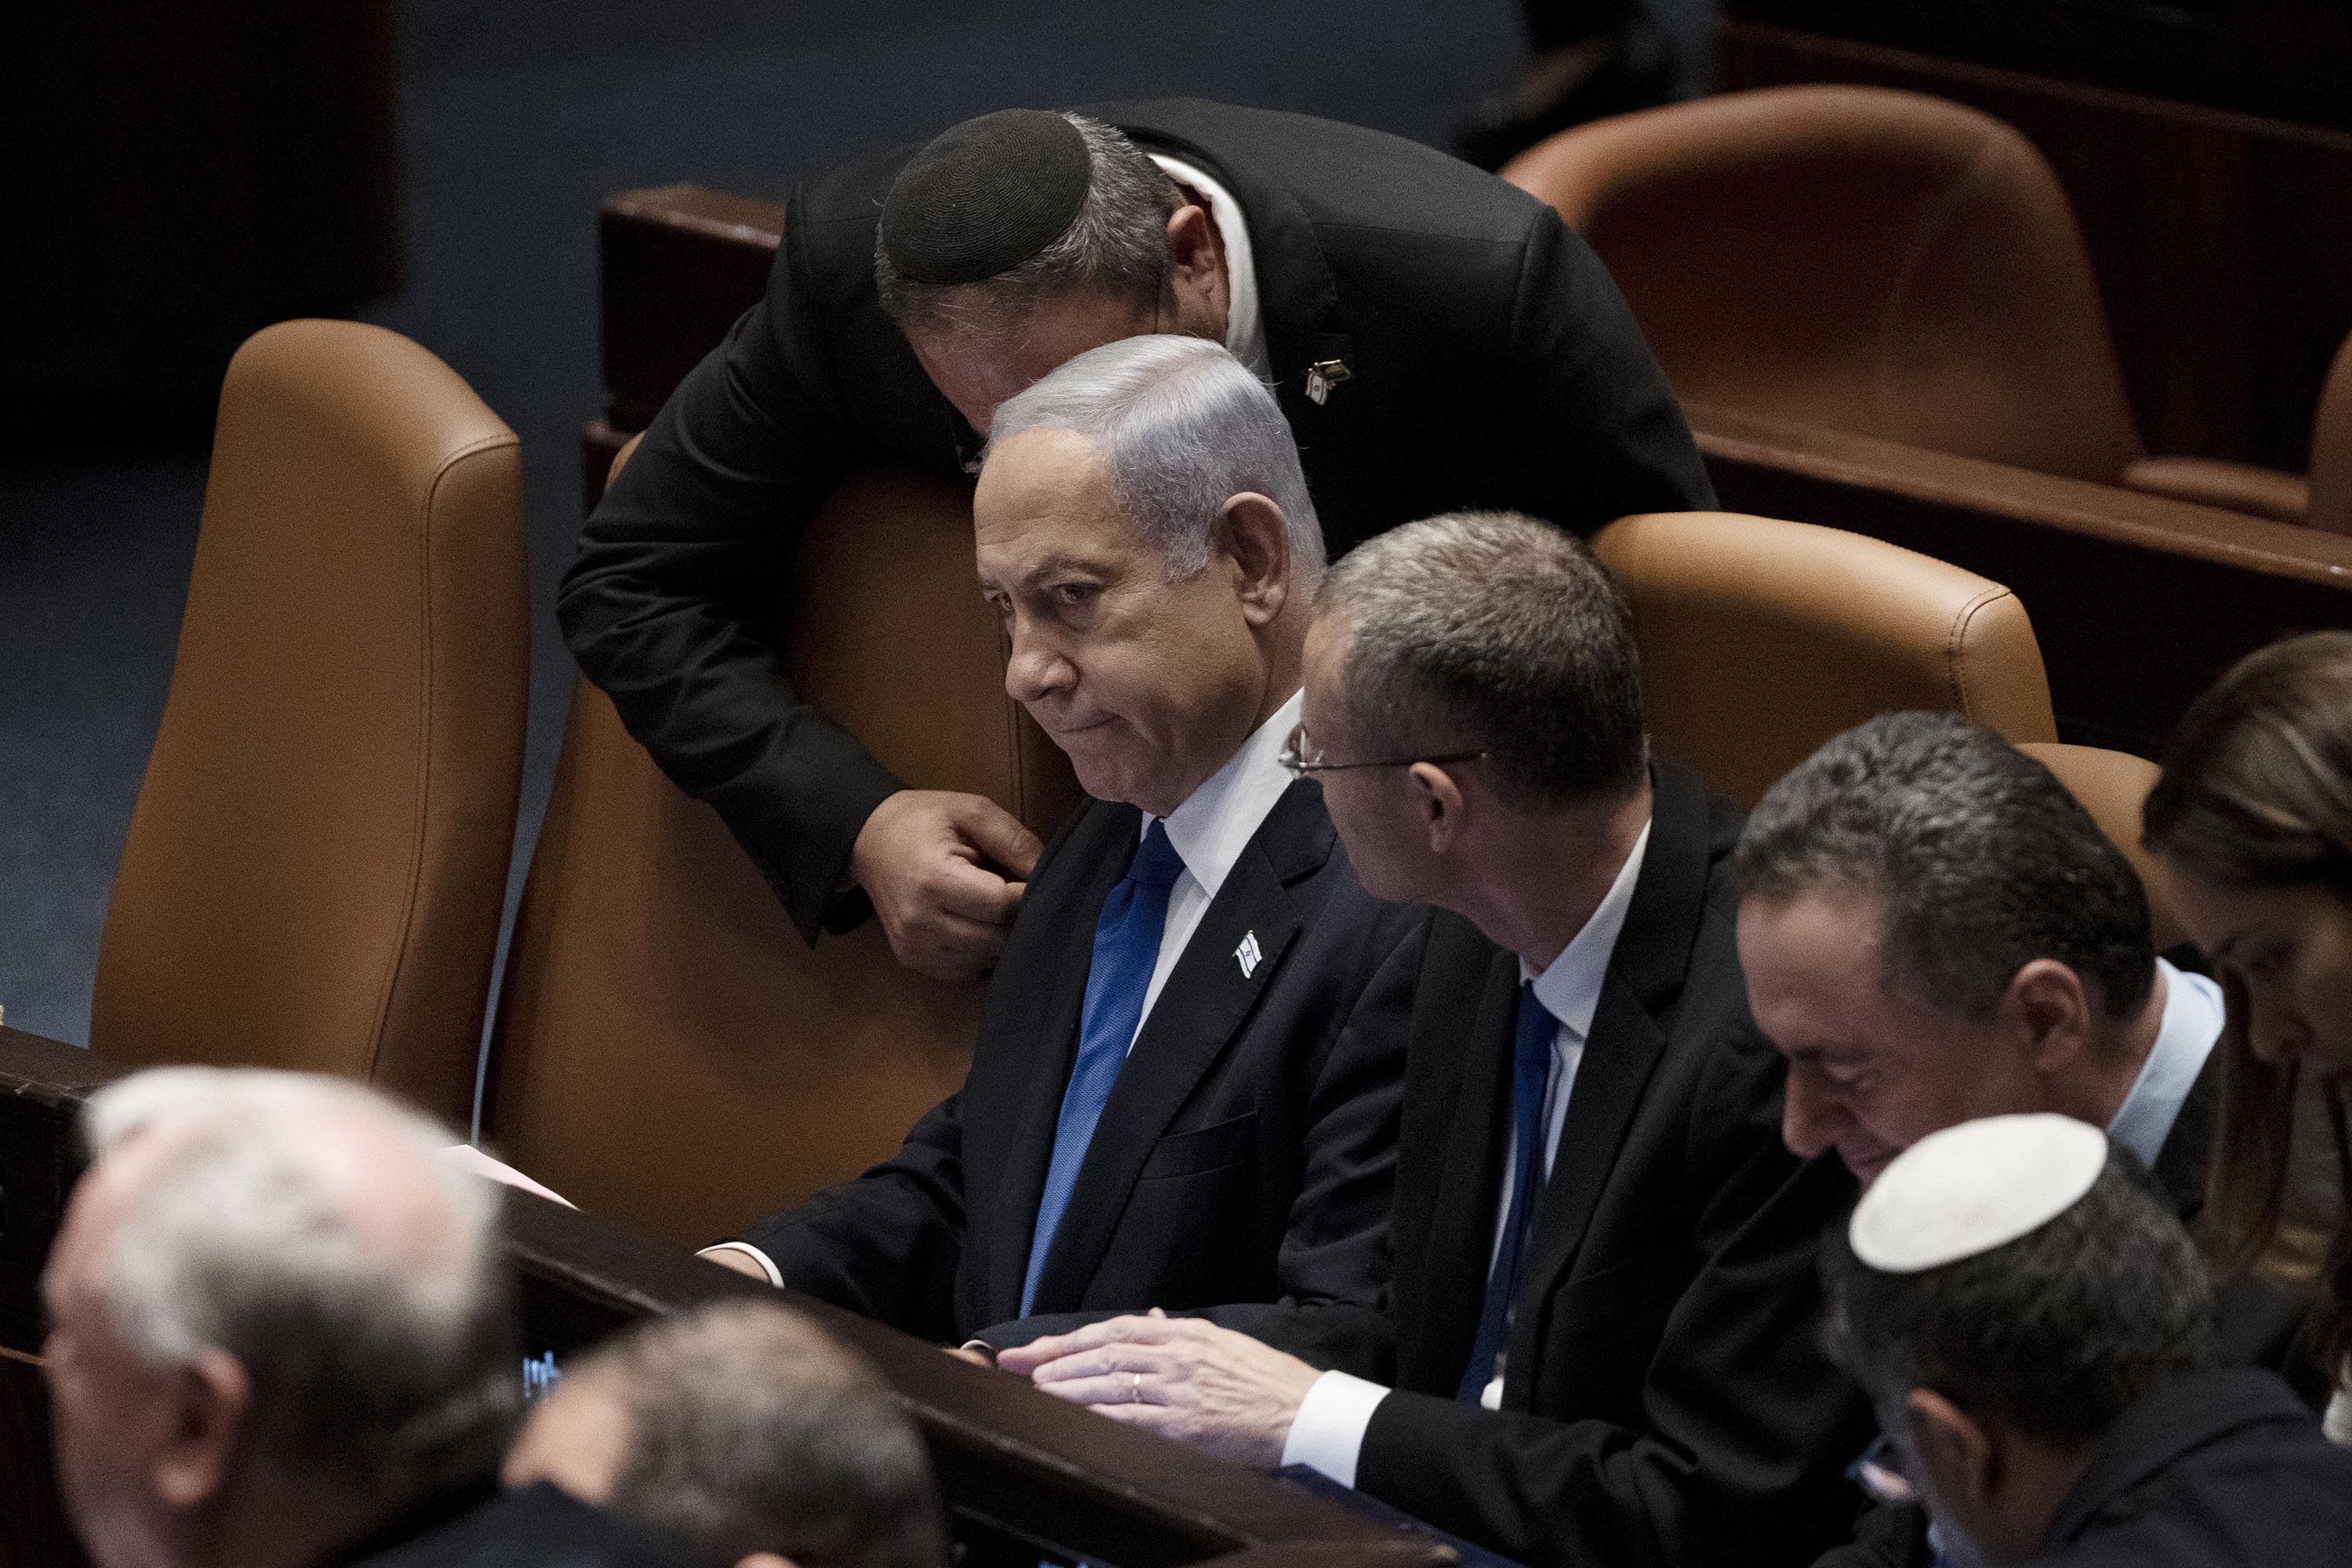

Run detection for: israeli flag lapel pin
[[1235, 930, 1263, 978]]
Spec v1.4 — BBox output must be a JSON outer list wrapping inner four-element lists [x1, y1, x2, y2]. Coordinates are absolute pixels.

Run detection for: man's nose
[[1003, 625, 1069, 705], [1780, 1072, 1841, 1161]]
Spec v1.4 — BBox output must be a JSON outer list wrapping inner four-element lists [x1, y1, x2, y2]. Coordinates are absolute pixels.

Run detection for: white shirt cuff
[[1280, 1369, 1391, 1489], [697, 1241, 782, 1287]]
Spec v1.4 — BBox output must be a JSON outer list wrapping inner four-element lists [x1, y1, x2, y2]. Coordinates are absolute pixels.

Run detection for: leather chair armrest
[[2120, 456, 2310, 524]]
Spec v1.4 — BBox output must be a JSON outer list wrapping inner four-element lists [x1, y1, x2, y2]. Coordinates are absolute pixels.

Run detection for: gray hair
[[876, 113, 1179, 346], [1315, 510, 1646, 811], [1737, 712, 2156, 1025], [988, 334, 1323, 581], [579, 1301, 948, 1568], [78, 1067, 517, 1500], [1823, 1144, 2217, 1445]]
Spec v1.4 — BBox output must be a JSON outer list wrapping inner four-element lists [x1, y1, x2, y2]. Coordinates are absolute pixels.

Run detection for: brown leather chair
[[1592, 510, 2057, 807], [2304, 330, 2352, 536], [2016, 742, 2187, 953], [89, 320, 528, 1127], [1505, 85, 2144, 485], [481, 446, 1083, 1247]]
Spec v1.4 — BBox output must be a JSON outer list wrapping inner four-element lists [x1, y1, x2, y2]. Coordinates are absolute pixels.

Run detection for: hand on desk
[[853, 789, 1040, 981], [998, 1310, 1319, 1468]]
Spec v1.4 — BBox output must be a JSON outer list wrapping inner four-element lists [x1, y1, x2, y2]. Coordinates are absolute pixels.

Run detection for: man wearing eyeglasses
[[699, 336, 1425, 1367], [1001, 510, 1871, 1568]]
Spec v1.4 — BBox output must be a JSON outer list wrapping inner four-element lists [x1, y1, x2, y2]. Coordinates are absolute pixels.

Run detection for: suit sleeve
[[556, 212, 902, 945], [1352, 1025, 1871, 1568], [971, 908, 1425, 1366], [729, 1089, 968, 1345], [1500, 207, 1716, 528]]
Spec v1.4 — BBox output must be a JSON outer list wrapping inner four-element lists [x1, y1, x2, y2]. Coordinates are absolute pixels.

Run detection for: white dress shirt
[[1148, 154, 1271, 381], [2105, 957, 2223, 1171], [1283, 821, 1653, 1484], [703, 691, 1305, 1287]]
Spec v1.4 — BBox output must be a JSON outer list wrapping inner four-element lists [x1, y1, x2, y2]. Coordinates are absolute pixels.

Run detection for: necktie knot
[[1128, 819, 1185, 889]]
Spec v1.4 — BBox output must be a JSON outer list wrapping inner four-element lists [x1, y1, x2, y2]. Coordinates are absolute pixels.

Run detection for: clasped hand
[[851, 789, 1040, 979], [996, 1310, 1322, 1468]]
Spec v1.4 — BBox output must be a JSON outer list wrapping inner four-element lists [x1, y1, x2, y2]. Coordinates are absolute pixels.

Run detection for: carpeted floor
[[0, 0, 1530, 1046]]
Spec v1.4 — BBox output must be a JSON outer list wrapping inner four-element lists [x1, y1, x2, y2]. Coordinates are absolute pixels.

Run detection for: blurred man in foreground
[[506, 1300, 947, 1568], [1824, 1114, 2352, 1566], [40, 1066, 695, 1568]]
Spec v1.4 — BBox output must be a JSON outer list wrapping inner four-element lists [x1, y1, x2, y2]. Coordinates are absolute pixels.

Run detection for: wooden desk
[[0, 1028, 1447, 1568], [1689, 402, 2352, 758]]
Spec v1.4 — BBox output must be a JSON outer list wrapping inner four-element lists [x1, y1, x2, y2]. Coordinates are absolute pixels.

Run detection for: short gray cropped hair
[[1315, 511, 1646, 811], [580, 1301, 948, 1568], [79, 1068, 517, 1500], [1736, 713, 2155, 1024], [988, 334, 1323, 581], [877, 113, 1180, 346], [1823, 1145, 2216, 1444]]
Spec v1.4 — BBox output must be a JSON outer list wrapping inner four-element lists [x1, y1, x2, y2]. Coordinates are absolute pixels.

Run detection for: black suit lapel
[[1027, 782, 1331, 1312], [1505, 764, 1716, 1399], [1410, 935, 1523, 1394], [2154, 1040, 2223, 1229], [978, 801, 1141, 1321]]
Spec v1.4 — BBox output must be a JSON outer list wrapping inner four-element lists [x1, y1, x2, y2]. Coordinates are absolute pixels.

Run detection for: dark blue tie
[[1022, 819, 1187, 1315], [1457, 982, 1559, 1403]]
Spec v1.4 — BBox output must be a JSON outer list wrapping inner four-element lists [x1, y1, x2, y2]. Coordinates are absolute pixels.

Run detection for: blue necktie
[[1022, 819, 1187, 1315], [1457, 982, 1559, 1403]]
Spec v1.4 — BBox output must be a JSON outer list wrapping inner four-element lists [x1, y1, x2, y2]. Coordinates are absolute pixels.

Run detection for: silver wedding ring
[[1130, 1370, 1142, 1403]]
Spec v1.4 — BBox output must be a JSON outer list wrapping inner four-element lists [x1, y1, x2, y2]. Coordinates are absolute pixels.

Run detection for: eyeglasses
[[1278, 723, 1488, 779], [1846, 1433, 1918, 1508]]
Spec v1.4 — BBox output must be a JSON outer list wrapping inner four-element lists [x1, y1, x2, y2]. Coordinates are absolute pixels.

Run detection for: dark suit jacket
[[1260, 762, 1870, 1568], [736, 780, 1425, 1352], [2033, 1367, 2352, 1564], [560, 97, 1713, 940], [329, 1482, 704, 1568]]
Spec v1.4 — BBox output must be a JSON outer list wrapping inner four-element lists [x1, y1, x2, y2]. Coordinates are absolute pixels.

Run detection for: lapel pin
[[1235, 931, 1263, 978], [1305, 358, 1352, 406]]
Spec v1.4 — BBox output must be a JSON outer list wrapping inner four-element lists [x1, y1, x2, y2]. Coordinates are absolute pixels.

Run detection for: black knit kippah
[[880, 109, 1093, 286]]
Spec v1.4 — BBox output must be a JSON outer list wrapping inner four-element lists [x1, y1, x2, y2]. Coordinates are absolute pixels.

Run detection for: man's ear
[[1216, 494, 1291, 626], [1907, 1387, 1998, 1507], [1406, 760, 1469, 857], [151, 1348, 250, 1510], [1166, 203, 1226, 308], [2002, 959, 2093, 1075]]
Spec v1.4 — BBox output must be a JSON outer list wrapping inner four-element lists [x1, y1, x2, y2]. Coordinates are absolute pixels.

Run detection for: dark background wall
[[0, 0, 1532, 1044]]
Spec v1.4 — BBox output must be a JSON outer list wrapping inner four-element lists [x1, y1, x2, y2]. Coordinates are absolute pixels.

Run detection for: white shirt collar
[[1518, 819, 1653, 1042], [2107, 956, 2224, 1170], [1148, 154, 1270, 381], [1149, 689, 1302, 902]]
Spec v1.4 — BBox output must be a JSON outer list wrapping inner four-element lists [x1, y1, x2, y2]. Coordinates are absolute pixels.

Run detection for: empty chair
[[2016, 742, 2187, 953], [1593, 510, 2057, 806], [1505, 85, 2145, 486], [481, 452, 1082, 1247], [90, 320, 528, 1127]]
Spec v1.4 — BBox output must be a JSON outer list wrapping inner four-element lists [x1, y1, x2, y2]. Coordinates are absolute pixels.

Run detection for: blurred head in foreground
[[503, 1300, 949, 1568], [1822, 1115, 2214, 1566], [40, 1067, 517, 1568]]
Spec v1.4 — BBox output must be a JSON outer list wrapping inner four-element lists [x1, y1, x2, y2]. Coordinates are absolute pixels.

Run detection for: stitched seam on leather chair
[[1875, 129, 2008, 437], [365, 432, 518, 1090], [1944, 586, 2009, 720]]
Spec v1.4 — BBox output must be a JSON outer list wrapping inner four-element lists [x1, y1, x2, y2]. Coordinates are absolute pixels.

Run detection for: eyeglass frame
[[1278, 722, 1488, 779], [1845, 1432, 1919, 1508]]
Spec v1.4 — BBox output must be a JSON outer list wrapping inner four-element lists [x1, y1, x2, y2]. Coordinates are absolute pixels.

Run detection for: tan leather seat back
[[2016, 742, 2187, 954], [483, 461, 1083, 1247], [1505, 85, 2142, 484], [2307, 331, 2352, 536], [90, 320, 528, 1127], [1595, 511, 2057, 808]]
